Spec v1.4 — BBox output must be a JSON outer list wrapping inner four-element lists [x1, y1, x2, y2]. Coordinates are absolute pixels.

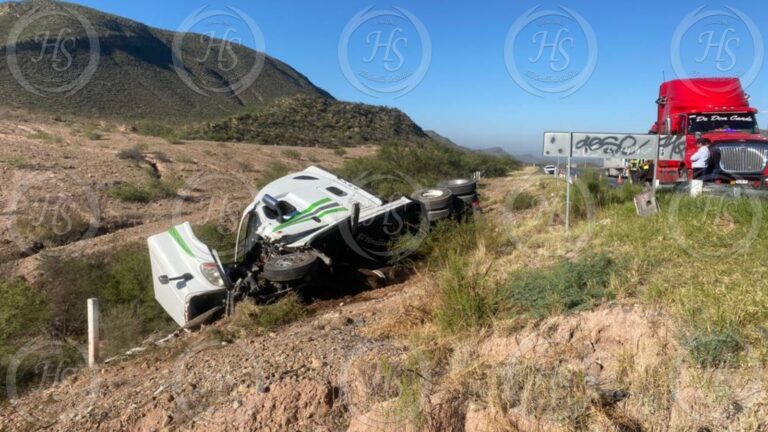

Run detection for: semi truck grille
[[718, 144, 768, 174]]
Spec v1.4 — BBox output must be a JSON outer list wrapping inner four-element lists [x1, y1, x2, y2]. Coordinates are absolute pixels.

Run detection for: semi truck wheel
[[427, 207, 452, 222], [455, 193, 477, 206], [412, 188, 453, 211], [438, 179, 477, 196], [264, 252, 318, 283]]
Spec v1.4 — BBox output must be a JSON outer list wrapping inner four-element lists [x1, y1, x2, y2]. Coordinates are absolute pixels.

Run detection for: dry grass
[[387, 170, 768, 430]]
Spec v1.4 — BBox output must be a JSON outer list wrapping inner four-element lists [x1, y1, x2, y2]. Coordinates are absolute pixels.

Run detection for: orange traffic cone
[[617, 171, 624, 185]]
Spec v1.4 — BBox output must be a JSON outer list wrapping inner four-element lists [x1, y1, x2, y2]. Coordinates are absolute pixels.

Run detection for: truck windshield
[[688, 113, 758, 134]]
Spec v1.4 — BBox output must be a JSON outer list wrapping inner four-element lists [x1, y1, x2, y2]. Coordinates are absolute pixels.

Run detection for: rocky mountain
[[190, 95, 429, 147], [0, 0, 331, 120]]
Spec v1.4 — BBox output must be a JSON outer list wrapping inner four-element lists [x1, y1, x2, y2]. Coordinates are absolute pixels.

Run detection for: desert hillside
[[0, 0, 331, 119]]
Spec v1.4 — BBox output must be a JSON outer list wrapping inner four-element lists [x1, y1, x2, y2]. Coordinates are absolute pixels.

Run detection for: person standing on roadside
[[691, 138, 711, 180]]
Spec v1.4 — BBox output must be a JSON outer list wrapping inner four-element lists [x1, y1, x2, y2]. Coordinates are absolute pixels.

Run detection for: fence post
[[87, 298, 100, 368]]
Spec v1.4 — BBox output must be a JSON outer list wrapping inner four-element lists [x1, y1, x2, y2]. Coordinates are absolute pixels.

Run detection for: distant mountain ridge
[[425, 130, 512, 157], [0, 0, 331, 120]]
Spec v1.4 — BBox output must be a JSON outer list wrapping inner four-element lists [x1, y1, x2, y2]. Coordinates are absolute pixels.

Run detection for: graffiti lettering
[[659, 135, 686, 160], [573, 134, 652, 157]]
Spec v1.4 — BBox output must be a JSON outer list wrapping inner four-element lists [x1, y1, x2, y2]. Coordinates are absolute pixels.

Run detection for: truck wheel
[[438, 179, 477, 196], [264, 252, 318, 283], [455, 193, 477, 206], [427, 207, 452, 222], [412, 188, 453, 211]]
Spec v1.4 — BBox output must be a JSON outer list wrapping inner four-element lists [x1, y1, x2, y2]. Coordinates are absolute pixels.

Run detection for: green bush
[[232, 295, 306, 331], [193, 223, 238, 263], [568, 169, 642, 220], [341, 141, 519, 197], [426, 220, 510, 334], [177, 154, 194, 164], [86, 131, 103, 141], [418, 219, 504, 269], [434, 251, 496, 333], [684, 330, 744, 367], [256, 295, 306, 329], [37, 249, 173, 343], [505, 191, 537, 211], [109, 179, 179, 203], [135, 121, 178, 138], [153, 151, 171, 163], [6, 156, 30, 168], [29, 131, 64, 143], [334, 148, 347, 157], [497, 254, 616, 320], [37, 254, 100, 336], [0, 280, 50, 347], [117, 146, 144, 161]]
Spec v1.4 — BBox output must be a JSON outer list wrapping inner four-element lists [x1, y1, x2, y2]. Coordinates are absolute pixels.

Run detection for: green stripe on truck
[[273, 198, 336, 232], [169, 226, 194, 257]]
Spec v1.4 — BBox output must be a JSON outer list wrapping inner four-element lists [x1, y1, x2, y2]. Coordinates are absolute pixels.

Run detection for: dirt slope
[[0, 108, 374, 277]]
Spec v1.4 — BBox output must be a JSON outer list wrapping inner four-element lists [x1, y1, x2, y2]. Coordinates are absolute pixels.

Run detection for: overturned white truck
[[148, 166, 479, 327]]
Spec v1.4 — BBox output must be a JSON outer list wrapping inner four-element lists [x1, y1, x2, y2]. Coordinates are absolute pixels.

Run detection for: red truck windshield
[[688, 113, 758, 134]]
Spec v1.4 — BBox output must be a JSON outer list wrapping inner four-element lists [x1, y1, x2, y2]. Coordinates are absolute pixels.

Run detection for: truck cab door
[[147, 222, 227, 327]]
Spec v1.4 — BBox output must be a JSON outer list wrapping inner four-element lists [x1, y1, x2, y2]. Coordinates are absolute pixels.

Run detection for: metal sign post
[[565, 144, 571, 232], [652, 145, 659, 190], [544, 132, 671, 232]]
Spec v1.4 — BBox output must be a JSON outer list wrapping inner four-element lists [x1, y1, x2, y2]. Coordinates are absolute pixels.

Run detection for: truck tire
[[455, 193, 477, 206], [412, 188, 453, 211], [438, 179, 477, 196], [427, 207, 452, 222], [264, 252, 318, 283]]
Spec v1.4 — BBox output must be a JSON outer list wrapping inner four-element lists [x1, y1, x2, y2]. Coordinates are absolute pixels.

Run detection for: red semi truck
[[653, 78, 768, 185]]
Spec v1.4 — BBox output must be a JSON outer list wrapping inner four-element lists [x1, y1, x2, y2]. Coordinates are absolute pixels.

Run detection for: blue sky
[[69, 0, 768, 155]]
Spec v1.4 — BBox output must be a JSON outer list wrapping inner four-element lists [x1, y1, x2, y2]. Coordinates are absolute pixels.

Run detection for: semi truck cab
[[654, 78, 768, 185]]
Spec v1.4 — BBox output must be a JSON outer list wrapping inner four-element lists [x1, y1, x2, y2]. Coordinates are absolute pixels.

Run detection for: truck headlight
[[200, 262, 225, 287]]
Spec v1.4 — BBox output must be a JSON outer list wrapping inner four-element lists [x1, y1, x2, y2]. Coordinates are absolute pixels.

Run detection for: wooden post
[[87, 298, 99, 368]]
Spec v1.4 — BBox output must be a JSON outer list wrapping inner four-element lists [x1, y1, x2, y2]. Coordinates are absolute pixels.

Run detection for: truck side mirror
[[262, 194, 280, 213]]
